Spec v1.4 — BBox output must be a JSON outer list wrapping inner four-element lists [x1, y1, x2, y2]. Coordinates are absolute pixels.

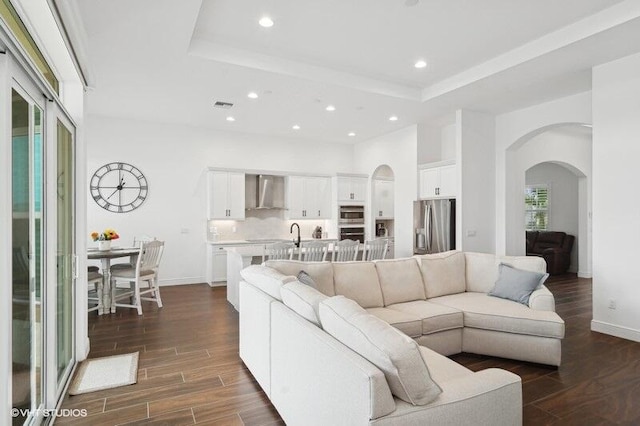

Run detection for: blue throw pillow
[[489, 263, 549, 305], [297, 270, 318, 289]]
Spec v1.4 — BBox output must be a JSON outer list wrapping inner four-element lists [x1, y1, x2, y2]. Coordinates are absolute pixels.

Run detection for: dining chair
[[110, 240, 165, 315], [299, 240, 330, 262], [111, 235, 156, 271], [363, 239, 389, 261], [331, 239, 360, 262], [264, 241, 295, 261], [87, 268, 104, 314]]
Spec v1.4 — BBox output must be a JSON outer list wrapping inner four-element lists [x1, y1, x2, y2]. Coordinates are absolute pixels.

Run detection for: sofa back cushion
[[319, 296, 442, 405], [265, 260, 335, 296], [464, 252, 548, 293], [415, 251, 466, 298], [333, 262, 384, 308], [374, 258, 426, 306], [281, 281, 328, 327], [500, 255, 547, 275], [240, 265, 297, 300]]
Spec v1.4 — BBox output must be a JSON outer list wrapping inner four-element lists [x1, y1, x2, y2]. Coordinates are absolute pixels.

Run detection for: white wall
[[592, 52, 640, 343], [354, 126, 418, 258], [457, 110, 496, 253], [495, 92, 592, 256], [526, 162, 579, 272], [86, 115, 353, 285]]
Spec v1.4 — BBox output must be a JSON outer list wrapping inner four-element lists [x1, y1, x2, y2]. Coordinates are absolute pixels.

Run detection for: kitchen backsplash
[[207, 209, 330, 241]]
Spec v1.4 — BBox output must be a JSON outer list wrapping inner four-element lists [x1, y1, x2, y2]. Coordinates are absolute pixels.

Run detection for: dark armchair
[[526, 231, 575, 275]]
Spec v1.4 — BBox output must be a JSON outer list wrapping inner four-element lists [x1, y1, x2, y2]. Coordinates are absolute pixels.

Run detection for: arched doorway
[[505, 123, 592, 277], [371, 165, 395, 257]]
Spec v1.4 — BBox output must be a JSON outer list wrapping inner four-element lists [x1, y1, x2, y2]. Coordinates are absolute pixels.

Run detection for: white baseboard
[[159, 276, 206, 286], [577, 271, 592, 278], [591, 320, 640, 343]]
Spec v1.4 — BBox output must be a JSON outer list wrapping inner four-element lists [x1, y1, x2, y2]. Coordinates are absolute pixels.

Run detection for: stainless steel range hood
[[245, 174, 285, 210]]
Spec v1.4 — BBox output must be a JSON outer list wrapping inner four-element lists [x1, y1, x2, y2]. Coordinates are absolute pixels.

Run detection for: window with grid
[[525, 185, 549, 231]]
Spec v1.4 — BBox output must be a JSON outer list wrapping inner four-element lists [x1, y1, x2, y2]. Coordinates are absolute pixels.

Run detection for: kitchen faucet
[[290, 222, 301, 248]]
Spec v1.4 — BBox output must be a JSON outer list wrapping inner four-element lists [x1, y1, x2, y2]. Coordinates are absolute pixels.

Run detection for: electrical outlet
[[608, 299, 616, 310], [466, 230, 476, 237], [232, 226, 237, 233]]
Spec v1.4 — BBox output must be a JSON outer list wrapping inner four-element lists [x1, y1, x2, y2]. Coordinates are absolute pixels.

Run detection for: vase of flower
[[91, 228, 119, 251]]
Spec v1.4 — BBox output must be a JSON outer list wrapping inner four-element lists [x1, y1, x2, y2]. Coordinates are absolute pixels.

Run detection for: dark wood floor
[[60, 275, 640, 425]]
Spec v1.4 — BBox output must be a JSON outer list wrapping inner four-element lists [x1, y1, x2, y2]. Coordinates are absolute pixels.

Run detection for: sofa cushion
[[387, 300, 464, 335], [332, 262, 384, 308], [374, 258, 426, 306], [430, 292, 565, 339], [464, 252, 546, 293], [366, 307, 423, 338], [265, 260, 335, 296], [319, 296, 442, 405], [415, 251, 466, 298], [240, 265, 297, 300], [489, 263, 549, 305], [281, 281, 328, 327]]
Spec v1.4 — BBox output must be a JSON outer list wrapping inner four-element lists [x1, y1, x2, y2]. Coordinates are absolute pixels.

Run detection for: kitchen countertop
[[207, 238, 338, 245]]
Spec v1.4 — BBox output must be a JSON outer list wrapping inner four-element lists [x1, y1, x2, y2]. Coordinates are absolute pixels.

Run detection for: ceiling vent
[[213, 101, 234, 109]]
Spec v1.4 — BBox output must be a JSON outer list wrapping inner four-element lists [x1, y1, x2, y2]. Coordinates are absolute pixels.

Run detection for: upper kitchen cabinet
[[373, 179, 394, 219], [337, 175, 368, 203], [207, 170, 245, 220], [286, 175, 332, 219], [418, 162, 457, 199]]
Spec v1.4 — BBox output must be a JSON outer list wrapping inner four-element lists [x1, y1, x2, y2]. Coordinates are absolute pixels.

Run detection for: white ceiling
[[73, 0, 640, 144]]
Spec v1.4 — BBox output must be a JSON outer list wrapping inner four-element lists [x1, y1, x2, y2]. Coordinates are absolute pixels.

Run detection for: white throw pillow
[[281, 281, 328, 327], [319, 296, 442, 405], [240, 265, 296, 300]]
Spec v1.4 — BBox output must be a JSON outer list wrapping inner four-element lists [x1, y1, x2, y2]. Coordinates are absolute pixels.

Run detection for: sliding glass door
[[7, 56, 77, 425], [11, 84, 44, 425]]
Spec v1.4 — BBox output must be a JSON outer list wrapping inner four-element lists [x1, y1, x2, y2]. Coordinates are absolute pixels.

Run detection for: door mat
[[68, 352, 139, 395]]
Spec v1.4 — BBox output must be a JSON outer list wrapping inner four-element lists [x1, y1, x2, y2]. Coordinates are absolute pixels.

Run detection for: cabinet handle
[[318, 210, 321, 217], [379, 210, 382, 217]]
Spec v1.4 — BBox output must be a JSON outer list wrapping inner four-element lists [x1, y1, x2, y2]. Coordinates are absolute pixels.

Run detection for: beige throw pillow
[[319, 296, 442, 405]]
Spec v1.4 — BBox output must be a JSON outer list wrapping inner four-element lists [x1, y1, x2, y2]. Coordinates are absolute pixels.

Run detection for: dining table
[[88, 246, 140, 314]]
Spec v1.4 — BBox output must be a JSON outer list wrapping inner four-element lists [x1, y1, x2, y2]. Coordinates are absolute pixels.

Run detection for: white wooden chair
[[87, 268, 104, 315], [111, 240, 164, 315], [331, 239, 360, 262], [111, 235, 156, 271], [264, 241, 296, 261], [299, 240, 329, 262], [363, 239, 388, 261]]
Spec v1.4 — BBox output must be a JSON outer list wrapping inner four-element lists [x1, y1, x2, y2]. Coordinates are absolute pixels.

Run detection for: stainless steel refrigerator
[[413, 199, 456, 254]]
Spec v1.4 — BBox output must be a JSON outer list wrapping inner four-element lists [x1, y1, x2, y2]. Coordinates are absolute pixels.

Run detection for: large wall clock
[[90, 162, 148, 213]]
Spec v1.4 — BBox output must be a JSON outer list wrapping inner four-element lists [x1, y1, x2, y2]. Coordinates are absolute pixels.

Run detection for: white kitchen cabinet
[[287, 176, 332, 219], [212, 248, 227, 282], [337, 176, 367, 203], [419, 164, 457, 199], [373, 179, 394, 219], [207, 170, 245, 220]]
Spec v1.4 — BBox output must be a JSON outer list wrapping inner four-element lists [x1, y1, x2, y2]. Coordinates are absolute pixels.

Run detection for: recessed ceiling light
[[226, 116, 235, 122], [259, 16, 274, 28], [389, 115, 398, 121], [292, 125, 300, 130], [247, 92, 258, 99], [348, 132, 356, 137], [414, 60, 427, 69], [326, 105, 336, 112], [405, 0, 419, 7]]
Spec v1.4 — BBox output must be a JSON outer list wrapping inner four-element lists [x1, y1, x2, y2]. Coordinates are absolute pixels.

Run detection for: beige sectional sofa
[[238, 251, 564, 425]]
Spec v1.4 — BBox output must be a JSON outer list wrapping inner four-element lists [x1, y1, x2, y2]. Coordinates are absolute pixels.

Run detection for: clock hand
[[106, 188, 119, 200], [106, 178, 126, 200]]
